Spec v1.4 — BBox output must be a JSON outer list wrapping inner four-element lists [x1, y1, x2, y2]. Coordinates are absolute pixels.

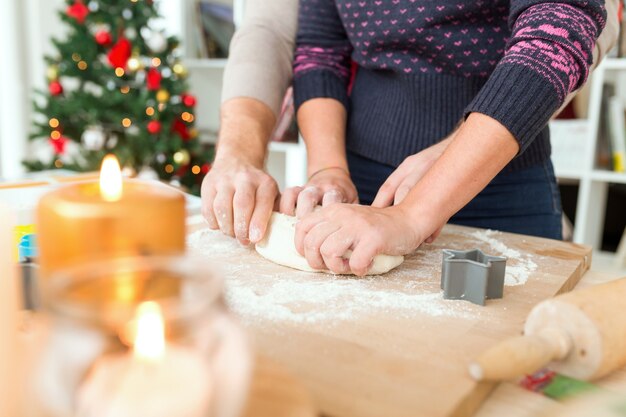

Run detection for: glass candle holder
[[30, 256, 252, 417]]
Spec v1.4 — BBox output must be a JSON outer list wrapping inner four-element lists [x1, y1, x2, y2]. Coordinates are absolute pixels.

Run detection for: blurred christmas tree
[[26, 0, 213, 195]]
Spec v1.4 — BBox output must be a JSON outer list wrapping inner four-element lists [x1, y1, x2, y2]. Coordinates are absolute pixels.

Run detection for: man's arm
[[201, 0, 298, 245], [221, 0, 297, 117]]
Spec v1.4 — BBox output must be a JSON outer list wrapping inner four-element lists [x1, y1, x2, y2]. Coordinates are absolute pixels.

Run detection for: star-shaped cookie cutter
[[440, 249, 507, 306]]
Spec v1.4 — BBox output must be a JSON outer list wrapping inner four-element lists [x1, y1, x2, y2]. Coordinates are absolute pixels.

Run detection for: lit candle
[[37, 155, 186, 280], [0, 205, 20, 417], [77, 301, 212, 417]]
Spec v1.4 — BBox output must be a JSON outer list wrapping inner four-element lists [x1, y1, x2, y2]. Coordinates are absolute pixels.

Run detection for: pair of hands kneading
[[202, 160, 437, 276], [201, 132, 460, 275]]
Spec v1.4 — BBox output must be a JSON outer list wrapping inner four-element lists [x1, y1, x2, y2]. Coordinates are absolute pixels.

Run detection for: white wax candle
[[77, 346, 212, 417], [0, 204, 19, 416], [77, 302, 212, 417]]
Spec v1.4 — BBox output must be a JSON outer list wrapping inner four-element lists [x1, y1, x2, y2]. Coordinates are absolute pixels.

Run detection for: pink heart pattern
[[295, 0, 606, 97]]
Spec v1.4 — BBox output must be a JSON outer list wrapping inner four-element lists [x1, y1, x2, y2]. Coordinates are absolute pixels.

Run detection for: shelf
[[590, 170, 626, 184], [603, 58, 626, 71], [555, 170, 583, 182], [183, 58, 228, 70]]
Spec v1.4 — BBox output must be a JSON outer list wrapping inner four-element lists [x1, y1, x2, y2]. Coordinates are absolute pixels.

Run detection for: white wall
[[0, 0, 65, 179]]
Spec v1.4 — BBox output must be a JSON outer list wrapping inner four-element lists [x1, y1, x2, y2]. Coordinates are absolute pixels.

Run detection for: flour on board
[[187, 228, 479, 325], [464, 229, 537, 286]]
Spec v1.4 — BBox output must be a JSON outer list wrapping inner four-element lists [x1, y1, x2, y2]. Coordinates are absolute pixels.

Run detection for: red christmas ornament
[[49, 136, 69, 154], [146, 120, 162, 134], [146, 68, 162, 91], [181, 93, 197, 107], [107, 37, 132, 69], [95, 30, 112, 46], [49, 80, 64, 96], [172, 119, 191, 141], [201, 163, 211, 174], [175, 164, 190, 177], [67, 0, 89, 24]]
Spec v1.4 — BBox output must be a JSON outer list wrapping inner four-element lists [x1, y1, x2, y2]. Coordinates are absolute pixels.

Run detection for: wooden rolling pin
[[469, 277, 626, 381]]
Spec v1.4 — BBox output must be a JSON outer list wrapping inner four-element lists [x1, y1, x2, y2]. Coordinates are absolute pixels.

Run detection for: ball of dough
[[255, 212, 404, 275]]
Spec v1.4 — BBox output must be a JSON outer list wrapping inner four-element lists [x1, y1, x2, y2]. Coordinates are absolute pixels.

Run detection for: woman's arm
[[466, 0, 606, 153], [284, 0, 357, 216], [282, 98, 358, 218], [374, 0, 611, 210]]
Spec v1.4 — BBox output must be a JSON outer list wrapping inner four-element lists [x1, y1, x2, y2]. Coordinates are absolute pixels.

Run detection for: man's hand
[[201, 98, 279, 245], [201, 159, 279, 245], [280, 167, 358, 218]]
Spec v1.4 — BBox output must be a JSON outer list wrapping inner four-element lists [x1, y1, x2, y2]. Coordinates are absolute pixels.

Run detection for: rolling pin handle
[[469, 328, 572, 381]]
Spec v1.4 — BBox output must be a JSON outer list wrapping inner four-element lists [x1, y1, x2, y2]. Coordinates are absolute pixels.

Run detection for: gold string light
[[115, 68, 125, 77], [49, 118, 60, 128], [50, 130, 61, 140], [120, 85, 130, 94], [78, 61, 88, 70], [191, 165, 201, 175], [165, 164, 174, 174], [122, 118, 132, 128], [146, 107, 155, 116], [152, 57, 162, 67], [156, 89, 170, 103], [181, 112, 194, 123]]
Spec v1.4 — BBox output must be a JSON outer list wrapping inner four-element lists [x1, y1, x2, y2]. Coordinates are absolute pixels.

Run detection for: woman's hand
[[372, 135, 455, 208], [294, 204, 433, 276], [201, 158, 279, 246], [371, 137, 454, 244], [280, 167, 358, 218]]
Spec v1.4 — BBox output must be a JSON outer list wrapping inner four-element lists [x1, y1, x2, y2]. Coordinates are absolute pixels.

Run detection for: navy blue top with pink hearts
[[293, 0, 606, 171]]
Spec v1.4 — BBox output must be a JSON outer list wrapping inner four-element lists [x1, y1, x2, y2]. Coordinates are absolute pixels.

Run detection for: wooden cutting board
[[187, 219, 591, 417]]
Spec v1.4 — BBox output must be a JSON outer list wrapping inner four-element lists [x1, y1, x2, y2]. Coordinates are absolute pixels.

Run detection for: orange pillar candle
[[37, 155, 186, 280]]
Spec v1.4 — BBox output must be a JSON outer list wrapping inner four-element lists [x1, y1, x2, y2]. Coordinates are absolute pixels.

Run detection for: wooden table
[[187, 220, 597, 417]]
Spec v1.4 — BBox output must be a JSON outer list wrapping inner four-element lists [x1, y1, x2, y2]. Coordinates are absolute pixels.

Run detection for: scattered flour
[[465, 229, 537, 286], [187, 229, 477, 325]]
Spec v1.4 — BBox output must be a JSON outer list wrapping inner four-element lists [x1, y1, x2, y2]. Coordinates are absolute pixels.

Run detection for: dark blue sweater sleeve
[[293, 0, 353, 110]]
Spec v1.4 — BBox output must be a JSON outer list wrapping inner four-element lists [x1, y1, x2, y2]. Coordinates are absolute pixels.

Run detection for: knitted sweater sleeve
[[221, 0, 298, 117], [465, 1, 607, 154], [292, 0, 353, 110]]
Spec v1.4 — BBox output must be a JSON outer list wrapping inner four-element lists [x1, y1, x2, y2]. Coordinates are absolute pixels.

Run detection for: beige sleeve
[[221, 0, 298, 117]]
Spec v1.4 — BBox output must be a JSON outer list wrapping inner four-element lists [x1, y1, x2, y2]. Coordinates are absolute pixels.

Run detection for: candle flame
[[133, 301, 165, 361], [100, 154, 123, 202]]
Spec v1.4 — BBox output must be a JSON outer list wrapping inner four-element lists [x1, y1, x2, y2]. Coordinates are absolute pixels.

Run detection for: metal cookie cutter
[[441, 249, 507, 306]]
